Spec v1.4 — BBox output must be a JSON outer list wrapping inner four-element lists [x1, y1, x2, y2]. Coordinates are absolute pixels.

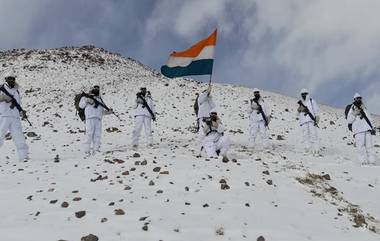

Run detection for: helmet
[[300, 88, 309, 94], [253, 88, 260, 93], [353, 93, 361, 100]]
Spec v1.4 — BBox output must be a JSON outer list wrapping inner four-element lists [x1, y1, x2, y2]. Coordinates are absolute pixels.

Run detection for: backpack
[[344, 104, 352, 119], [74, 93, 85, 121], [193, 95, 199, 116]]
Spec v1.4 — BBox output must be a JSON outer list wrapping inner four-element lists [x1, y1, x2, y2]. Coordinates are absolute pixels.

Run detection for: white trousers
[[0, 117, 29, 160], [301, 122, 319, 151], [132, 115, 153, 146], [355, 131, 375, 164], [84, 118, 102, 153], [249, 120, 269, 148], [202, 135, 230, 157]]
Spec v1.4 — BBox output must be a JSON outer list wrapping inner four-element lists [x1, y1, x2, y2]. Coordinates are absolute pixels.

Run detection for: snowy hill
[[0, 46, 379, 241]]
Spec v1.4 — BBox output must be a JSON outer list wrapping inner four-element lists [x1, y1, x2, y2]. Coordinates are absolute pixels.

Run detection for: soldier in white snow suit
[[79, 85, 112, 156], [347, 93, 376, 165], [132, 87, 156, 148], [0, 75, 29, 161], [201, 112, 230, 162], [247, 88, 270, 149], [297, 88, 321, 155], [197, 86, 216, 140]]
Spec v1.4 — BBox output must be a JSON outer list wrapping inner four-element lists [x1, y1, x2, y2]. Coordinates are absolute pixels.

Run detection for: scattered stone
[[54, 154, 60, 163], [142, 224, 148, 231], [105, 127, 120, 133], [141, 160, 147, 165], [245, 203, 250, 207], [203, 203, 209, 208], [50, 200, 58, 204], [80, 234, 99, 241], [153, 167, 161, 172], [73, 197, 82, 201], [108, 202, 115, 206], [149, 180, 155, 186], [266, 180, 273, 185], [262, 170, 270, 175], [26, 195, 33, 201], [75, 211, 86, 218], [122, 171, 129, 176], [157, 190, 163, 194], [61, 201, 69, 208], [139, 216, 148, 221], [219, 179, 227, 184], [101, 217, 108, 223], [216, 227, 224, 235], [113, 158, 124, 164], [353, 214, 367, 227], [330, 121, 335, 125], [114, 209, 125, 215], [124, 185, 132, 190], [160, 171, 169, 175], [221, 183, 230, 190], [26, 132, 38, 137], [133, 153, 140, 158], [322, 174, 331, 181]]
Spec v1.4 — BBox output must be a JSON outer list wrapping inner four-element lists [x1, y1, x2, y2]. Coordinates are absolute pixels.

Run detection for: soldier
[[297, 88, 321, 156], [79, 85, 112, 156], [347, 93, 376, 165], [247, 88, 270, 150], [0, 74, 29, 161], [132, 87, 156, 149], [201, 112, 230, 162]]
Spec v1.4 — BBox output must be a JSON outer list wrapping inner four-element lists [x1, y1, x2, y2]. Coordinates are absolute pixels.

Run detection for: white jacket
[[133, 96, 155, 118], [347, 104, 373, 135], [247, 98, 269, 122], [79, 96, 109, 119], [0, 83, 22, 118], [202, 119, 225, 143], [197, 91, 216, 119], [297, 95, 319, 125]]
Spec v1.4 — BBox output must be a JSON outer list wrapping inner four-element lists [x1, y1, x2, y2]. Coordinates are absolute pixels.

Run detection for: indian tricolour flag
[[161, 29, 217, 78]]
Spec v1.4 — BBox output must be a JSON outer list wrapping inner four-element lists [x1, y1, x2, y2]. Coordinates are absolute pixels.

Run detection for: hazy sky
[[0, 0, 379, 114]]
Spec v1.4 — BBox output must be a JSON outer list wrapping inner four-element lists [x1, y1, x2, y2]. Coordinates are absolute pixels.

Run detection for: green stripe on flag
[[161, 59, 214, 78]]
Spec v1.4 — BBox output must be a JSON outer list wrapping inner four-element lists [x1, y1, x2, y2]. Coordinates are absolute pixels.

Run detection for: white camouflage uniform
[[0, 82, 29, 160], [297, 89, 320, 154], [132, 93, 155, 147], [79, 95, 110, 154], [347, 94, 376, 165], [201, 118, 230, 157], [247, 95, 270, 149]]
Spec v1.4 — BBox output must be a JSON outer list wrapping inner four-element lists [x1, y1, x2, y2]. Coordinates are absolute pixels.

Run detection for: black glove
[[348, 124, 352, 132], [21, 110, 28, 120], [370, 128, 376, 135], [152, 115, 156, 122]]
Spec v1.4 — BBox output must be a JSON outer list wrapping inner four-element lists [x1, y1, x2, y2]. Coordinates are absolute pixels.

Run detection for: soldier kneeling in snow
[[347, 93, 377, 165], [0, 74, 29, 161], [79, 85, 112, 156], [201, 112, 230, 162]]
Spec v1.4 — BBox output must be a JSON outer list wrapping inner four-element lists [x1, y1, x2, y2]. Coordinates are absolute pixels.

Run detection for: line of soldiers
[[0, 73, 377, 165]]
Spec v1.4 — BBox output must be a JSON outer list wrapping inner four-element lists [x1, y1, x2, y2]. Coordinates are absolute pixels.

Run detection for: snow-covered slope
[[0, 46, 379, 241]]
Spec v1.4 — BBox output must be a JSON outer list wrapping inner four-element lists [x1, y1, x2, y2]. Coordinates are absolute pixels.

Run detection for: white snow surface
[[0, 46, 379, 241]]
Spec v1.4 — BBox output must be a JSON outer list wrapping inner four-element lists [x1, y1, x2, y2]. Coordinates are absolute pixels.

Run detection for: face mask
[[91, 89, 100, 96], [7, 81, 15, 88], [254, 94, 260, 100], [211, 115, 217, 121], [354, 99, 362, 107], [301, 94, 307, 100]]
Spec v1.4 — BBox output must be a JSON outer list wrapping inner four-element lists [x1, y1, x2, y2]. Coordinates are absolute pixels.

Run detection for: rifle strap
[[0, 84, 24, 113], [137, 96, 155, 119]]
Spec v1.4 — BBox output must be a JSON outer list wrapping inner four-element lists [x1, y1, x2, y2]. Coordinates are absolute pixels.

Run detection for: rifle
[[137, 94, 156, 121], [82, 92, 121, 121], [251, 99, 269, 127], [0, 85, 32, 126], [356, 105, 376, 135], [298, 100, 318, 128]]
